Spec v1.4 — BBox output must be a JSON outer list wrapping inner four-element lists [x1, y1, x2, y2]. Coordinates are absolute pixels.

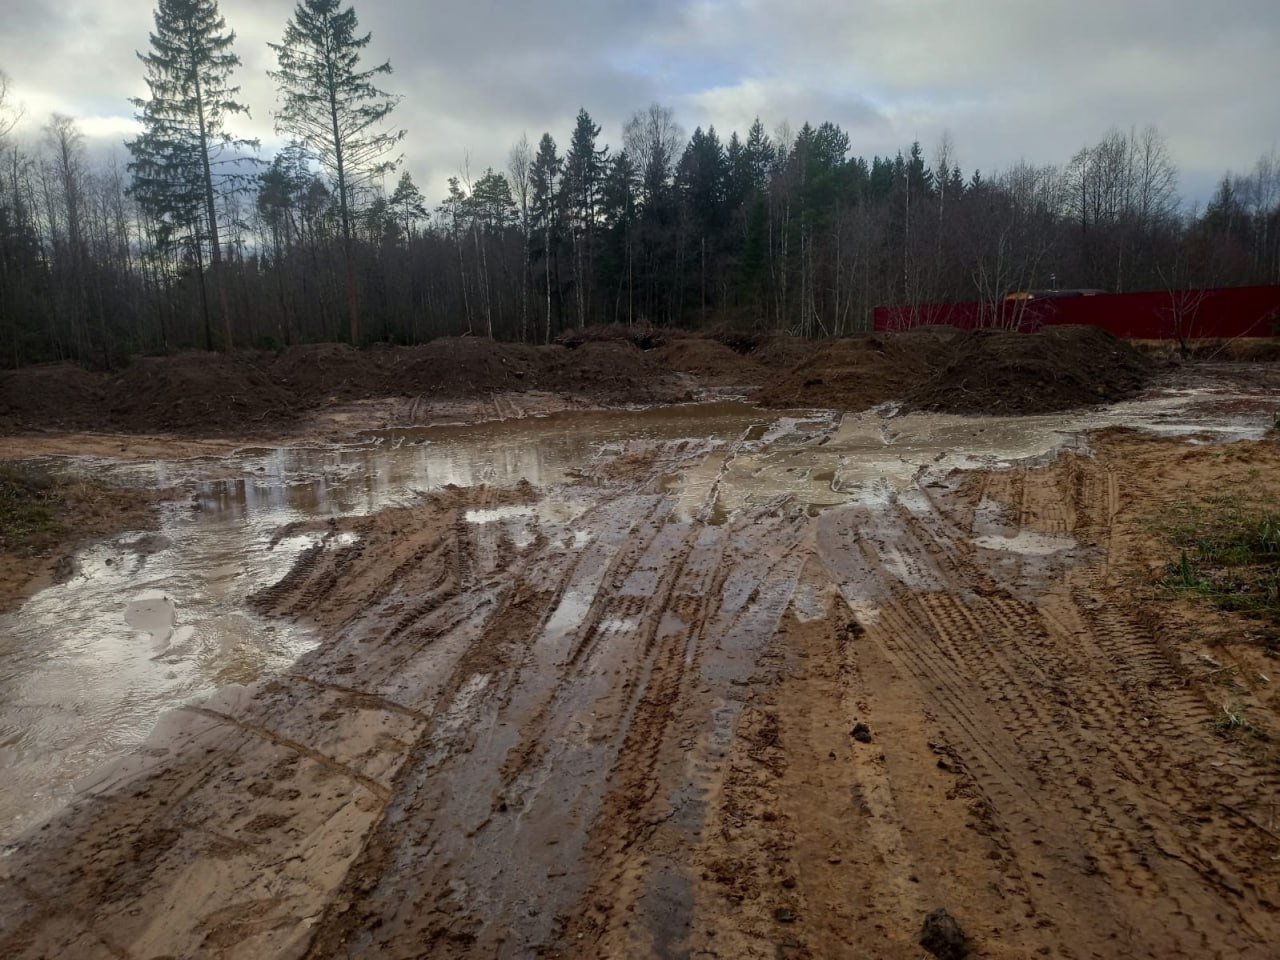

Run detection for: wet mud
[[0, 364, 1279, 958]]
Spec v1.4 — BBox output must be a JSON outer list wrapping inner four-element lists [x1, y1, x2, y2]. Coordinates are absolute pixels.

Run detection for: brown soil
[[755, 328, 956, 410], [910, 326, 1155, 415], [269, 342, 390, 402], [106, 352, 301, 433], [550, 340, 692, 403], [0, 329, 1208, 437], [4, 415, 1280, 958], [0, 465, 163, 614], [654, 337, 768, 386], [395, 337, 553, 398], [0, 363, 106, 432], [554, 322, 669, 351], [0, 337, 695, 437], [746, 333, 822, 369], [757, 327, 1159, 417]]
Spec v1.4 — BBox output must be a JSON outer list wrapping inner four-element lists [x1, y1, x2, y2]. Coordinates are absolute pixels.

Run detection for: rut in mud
[[2, 371, 1279, 958]]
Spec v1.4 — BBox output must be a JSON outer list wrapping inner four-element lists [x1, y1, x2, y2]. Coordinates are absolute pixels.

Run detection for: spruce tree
[[269, 0, 403, 344], [530, 134, 561, 342], [599, 151, 639, 324], [562, 109, 607, 327], [128, 0, 253, 351], [388, 172, 428, 239]]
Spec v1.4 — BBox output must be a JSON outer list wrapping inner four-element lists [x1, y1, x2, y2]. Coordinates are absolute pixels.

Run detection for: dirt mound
[[748, 334, 822, 369], [0, 364, 106, 431], [269, 343, 387, 402], [555, 323, 668, 351], [910, 326, 1154, 415], [395, 338, 552, 397], [105, 353, 299, 432], [554, 341, 691, 403], [654, 338, 767, 386], [755, 330, 953, 410]]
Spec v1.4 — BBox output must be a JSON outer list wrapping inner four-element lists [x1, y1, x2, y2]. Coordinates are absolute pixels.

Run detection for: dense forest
[[1, 0, 1278, 368]]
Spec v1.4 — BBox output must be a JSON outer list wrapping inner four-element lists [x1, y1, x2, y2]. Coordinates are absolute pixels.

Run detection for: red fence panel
[[873, 286, 1280, 339]]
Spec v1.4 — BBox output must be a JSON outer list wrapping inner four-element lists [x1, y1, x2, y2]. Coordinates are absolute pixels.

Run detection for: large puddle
[[0, 402, 772, 839], [0, 381, 1275, 840]]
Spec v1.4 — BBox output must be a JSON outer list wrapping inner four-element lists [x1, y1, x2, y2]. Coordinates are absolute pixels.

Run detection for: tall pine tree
[[562, 109, 607, 327], [269, 0, 403, 344], [128, 0, 253, 351], [530, 134, 561, 342]]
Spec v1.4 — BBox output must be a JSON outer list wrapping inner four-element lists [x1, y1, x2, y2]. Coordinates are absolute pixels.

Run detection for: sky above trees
[[1, 0, 1277, 203]]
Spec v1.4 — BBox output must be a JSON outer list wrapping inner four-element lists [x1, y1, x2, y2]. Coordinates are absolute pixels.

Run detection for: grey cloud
[[2, 0, 1276, 205]]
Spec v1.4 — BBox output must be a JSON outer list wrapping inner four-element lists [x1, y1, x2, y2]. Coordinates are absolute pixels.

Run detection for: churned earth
[[0, 349, 1278, 959]]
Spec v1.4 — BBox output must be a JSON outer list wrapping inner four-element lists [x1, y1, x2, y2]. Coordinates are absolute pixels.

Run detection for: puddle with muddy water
[[0, 382, 1273, 840], [0, 402, 774, 839]]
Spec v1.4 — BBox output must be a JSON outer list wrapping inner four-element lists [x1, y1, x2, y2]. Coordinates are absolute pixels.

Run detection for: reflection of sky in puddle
[[91, 400, 776, 529], [701, 385, 1277, 517], [464, 502, 598, 550], [0, 504, 324, 840], [0, 401, 772, 841]]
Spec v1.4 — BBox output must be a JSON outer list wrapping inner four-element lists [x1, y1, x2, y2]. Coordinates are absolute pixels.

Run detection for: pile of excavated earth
[[0, 325, 1164, 435]]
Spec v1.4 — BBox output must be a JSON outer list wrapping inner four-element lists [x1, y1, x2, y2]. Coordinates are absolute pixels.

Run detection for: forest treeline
[[1, 0, 1279, 368]]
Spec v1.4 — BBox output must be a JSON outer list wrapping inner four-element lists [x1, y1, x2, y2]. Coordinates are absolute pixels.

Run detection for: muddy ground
[[0, 465, 163, 614], [0, 343, 1278, 959]]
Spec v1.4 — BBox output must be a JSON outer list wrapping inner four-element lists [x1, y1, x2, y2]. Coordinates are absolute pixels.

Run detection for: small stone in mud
[[851, 722, 873, 743], [920, 908, 969, 960], [774, 907, 797, 923]]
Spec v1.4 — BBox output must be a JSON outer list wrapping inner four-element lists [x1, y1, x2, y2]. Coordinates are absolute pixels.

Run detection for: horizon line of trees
[[1, 0, 1279, 369]]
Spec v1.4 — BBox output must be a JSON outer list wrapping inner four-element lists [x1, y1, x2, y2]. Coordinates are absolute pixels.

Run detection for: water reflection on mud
[[0, 402, 772, 840], [0, 383, 1271, 840]]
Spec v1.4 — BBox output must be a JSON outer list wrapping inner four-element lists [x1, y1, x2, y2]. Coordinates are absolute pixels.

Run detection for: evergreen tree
[[269, 0, 403, 344], [677, 126, 728, 236], [388, 171, 427, 239], [530, 133, 561, 341], [724, 131, 750, 212], [128, 0, 254, 351], [742, 118, 775, 192], [562, 109, 608, 326], [471, 169, 516, 232], [869, 156, 896, 200], [906, 141, 934, 199], [676, 127, 728, 318], [599, 151, 639, 323]]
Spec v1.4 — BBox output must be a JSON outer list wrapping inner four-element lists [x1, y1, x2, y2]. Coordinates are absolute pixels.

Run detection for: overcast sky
[[2, 0, 1277, 205]]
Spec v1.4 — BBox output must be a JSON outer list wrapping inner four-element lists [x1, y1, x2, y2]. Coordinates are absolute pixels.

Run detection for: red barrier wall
[[872, 285, 1280, 340]]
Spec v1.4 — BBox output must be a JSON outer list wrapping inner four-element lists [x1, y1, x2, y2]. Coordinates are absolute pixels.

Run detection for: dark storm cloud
[[1, 0, 1276, 203]]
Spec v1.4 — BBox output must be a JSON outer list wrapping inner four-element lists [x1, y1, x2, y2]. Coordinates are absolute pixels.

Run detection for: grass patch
[[1160, 493, 1280, 632], [0, 463, 69, 550], [1210, 703, 1270, 742]]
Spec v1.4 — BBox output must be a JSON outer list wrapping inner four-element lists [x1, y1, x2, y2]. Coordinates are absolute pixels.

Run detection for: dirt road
[[2, 367, 1279, 958]]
